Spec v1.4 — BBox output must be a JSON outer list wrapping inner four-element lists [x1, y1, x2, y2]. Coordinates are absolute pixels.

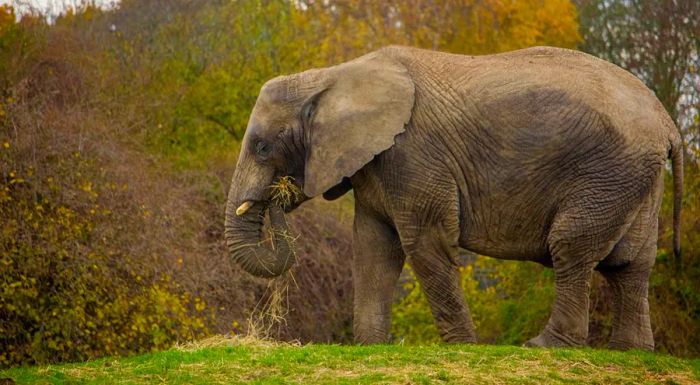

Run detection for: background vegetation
[[0, 0, 698, 367]]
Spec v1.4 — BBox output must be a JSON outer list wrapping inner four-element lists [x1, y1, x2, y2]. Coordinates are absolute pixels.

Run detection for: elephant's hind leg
[[525, 255, 597, 347], [527, 202, 635, 348], [352, 206, 406, 344], [598, 251, 654, 351], [597, 197, 658, 351]]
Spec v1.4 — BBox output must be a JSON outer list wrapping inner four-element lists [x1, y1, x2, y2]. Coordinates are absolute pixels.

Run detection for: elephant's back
[[388, 45, 673, 153], [478, 46, 668, 146]]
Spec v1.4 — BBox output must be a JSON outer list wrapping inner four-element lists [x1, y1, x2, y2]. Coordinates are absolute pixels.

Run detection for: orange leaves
[[300, 0, 581, 62], [0, 5, 15, 36]]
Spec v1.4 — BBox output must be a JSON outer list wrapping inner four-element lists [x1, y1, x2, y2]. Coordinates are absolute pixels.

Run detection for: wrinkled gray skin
[[225, 46, 683, 350]]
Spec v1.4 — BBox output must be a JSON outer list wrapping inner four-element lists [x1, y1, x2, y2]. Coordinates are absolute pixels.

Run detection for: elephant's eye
[[255, 140, 272, 158]]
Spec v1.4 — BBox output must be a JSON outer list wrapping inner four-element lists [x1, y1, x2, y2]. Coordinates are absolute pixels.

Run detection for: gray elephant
[[224, 46, 683, 350]]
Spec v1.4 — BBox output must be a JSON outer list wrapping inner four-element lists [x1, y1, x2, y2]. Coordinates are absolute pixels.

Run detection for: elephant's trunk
[[224, 199, 295, 278]]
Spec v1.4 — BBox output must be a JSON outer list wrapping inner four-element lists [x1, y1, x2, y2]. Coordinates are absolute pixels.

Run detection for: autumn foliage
[[0, 0, 698, 367]]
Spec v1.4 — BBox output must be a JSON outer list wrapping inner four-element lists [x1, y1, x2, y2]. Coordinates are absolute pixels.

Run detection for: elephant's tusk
[[236, 201, 253, 216]]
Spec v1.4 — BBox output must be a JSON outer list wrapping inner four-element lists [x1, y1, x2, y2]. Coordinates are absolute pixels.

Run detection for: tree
[[301, 0, 580, 61], [576, 0, 700, 150]]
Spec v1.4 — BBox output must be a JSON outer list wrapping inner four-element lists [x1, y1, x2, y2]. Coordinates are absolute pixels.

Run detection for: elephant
[[224, 45, 683, 350]]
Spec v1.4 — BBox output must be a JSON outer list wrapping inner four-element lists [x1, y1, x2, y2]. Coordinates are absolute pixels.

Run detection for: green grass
[[2, 337, 699, 384]]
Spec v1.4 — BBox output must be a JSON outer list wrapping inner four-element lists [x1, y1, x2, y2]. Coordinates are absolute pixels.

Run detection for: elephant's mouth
[[234, 178, 306, 218]]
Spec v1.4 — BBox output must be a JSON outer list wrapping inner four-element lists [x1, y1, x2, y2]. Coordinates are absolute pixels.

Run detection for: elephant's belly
[[459, 236, 553, 265], [456, 194, 554, 264]]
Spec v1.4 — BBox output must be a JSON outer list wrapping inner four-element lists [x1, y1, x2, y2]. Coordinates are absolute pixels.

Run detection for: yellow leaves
[[0, 96, 14, 118], [46, 339, 58, 350], [194, 297, 206, 312], [79, 180, 99, 200], [0, 186, 10, 203], [0, 170, 219, 365]]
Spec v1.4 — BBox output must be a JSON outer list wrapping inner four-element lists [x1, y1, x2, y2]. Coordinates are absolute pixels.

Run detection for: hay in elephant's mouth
[[270, 176, 302, 208]]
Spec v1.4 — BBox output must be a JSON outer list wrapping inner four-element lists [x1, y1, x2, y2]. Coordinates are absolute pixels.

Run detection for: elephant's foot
[[440, 325, 477, 344], [608, 338, 654, 352], [444, 334, 477, 344], [353, 316, 391, 345], [354, 333, 389, 345], [608, 323, 654, 352], [606, 311, 654, 351], [524, 327, 584, 348]]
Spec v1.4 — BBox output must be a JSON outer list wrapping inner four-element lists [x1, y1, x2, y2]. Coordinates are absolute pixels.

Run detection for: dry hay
[[269, 176, 302, 208]]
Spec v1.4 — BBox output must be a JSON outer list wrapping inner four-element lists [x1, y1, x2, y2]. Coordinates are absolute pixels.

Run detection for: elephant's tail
[[670, 132, 683, 262]]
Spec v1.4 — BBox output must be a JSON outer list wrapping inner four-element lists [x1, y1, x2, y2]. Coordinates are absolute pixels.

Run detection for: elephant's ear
[[303, 51, 415, 197]]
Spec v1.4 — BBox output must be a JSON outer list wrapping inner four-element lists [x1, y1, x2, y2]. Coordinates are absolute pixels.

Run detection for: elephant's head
[[225, 49, 415, 278]]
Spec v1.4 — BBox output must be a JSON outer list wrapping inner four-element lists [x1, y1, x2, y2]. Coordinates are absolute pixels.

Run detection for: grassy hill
[[2, 337, 698, 385]]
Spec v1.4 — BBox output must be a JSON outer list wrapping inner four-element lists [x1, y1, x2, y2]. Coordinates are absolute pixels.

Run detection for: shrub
[[392, 257, 555, 345], [0, 140, 211, 366]]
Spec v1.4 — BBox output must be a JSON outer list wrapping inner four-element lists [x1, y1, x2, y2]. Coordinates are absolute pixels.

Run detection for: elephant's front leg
[[352, 207, 405, 344], [401, 223, 477, 343]]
